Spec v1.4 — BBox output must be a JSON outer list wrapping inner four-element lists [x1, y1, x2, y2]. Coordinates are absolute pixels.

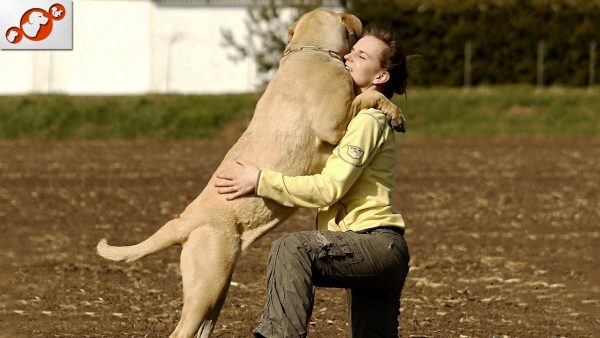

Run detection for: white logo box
[[0, 0, 73, 50]]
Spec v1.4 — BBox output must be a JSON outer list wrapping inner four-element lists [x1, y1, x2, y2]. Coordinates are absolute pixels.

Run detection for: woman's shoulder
[[354, 108, 387, 130], [357, 107, 386, 118]]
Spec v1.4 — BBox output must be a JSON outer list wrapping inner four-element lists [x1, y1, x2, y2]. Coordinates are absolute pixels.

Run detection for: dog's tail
[[96, 238, 150, 263], [96, 217, 199, 262]]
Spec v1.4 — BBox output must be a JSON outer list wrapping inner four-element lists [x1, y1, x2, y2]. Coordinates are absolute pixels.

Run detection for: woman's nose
[[344, 52, 352, 61]]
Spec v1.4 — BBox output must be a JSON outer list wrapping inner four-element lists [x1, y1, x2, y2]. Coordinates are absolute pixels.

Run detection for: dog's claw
[[387, 113, 406, 133]]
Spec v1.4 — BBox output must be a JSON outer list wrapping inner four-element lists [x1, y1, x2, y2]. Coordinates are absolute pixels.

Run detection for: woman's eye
[[359, 56, 366, 60]]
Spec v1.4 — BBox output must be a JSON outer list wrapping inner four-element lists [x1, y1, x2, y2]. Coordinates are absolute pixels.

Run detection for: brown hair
[[364, 26, 408, 99]]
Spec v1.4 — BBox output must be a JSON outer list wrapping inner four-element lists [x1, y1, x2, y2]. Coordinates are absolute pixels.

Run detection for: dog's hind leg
[[169, 224, 241, 338], [194, 286, 229, 338]]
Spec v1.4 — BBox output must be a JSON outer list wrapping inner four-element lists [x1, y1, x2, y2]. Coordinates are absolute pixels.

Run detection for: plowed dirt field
[[1, 139, 598, 337]]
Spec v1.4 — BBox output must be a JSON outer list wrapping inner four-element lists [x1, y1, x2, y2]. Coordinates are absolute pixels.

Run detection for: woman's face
[[344, 35, 389, 94]]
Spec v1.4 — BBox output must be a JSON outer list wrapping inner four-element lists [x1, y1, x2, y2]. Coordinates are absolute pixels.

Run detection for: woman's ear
[[373, 70, 390, 85]]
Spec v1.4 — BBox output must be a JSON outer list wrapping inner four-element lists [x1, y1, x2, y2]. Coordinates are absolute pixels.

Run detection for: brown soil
[[0, 138, 598, 338]]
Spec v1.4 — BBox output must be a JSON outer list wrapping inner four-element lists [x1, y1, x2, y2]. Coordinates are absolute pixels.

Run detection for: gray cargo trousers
[[253, 227, 410, 338]]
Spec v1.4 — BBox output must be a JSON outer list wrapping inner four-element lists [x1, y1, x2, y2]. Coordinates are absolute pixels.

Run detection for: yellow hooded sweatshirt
[[256, 108, 405, 233]]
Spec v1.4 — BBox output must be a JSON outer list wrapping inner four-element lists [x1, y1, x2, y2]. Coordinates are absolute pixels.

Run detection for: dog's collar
[[283, 45, 345, 63]]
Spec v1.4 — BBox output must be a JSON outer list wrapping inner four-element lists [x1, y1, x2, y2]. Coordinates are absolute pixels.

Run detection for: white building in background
[[0, 0, 343, 95]]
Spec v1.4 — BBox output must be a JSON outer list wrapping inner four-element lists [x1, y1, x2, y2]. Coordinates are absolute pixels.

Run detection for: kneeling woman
[[215, 27, 411, 338]]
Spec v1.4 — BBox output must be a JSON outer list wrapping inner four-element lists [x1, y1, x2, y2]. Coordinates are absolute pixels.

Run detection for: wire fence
[[462, 40, 597, 88]]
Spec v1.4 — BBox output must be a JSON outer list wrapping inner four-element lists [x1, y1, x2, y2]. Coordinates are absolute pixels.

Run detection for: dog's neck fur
[[282, 45, 345, 63]]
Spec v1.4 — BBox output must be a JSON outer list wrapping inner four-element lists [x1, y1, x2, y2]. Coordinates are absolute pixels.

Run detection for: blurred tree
[[221, 0, 348, 86], [223, 0, 600, 86], [351, 0, 600, 86]]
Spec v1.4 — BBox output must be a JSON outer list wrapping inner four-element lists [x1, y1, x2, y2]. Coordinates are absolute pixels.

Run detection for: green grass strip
[[398, 85, 600, 138], [0, 85, 598, 139], [0, 94, 260, 139]]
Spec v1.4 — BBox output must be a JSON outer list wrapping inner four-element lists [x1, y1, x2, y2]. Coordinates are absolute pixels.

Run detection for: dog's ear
[[338, 13, 362, 40], [287, 21, 297, 43]]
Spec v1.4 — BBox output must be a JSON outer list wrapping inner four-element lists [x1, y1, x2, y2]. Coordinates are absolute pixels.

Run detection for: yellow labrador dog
[[97, 9, 403, 338]]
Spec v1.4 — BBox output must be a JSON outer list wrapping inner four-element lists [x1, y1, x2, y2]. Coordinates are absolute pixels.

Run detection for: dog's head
[[287, 9, 362, 54], [28, 11, 49, 26]]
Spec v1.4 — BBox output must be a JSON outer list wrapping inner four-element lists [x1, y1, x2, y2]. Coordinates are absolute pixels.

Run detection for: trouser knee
[[269, 233, 306, 261], [267, 233, 315, 278]]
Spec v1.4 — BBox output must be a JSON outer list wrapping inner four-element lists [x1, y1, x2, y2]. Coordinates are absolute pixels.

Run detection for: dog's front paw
[[384, 108, 406, 133], [351, 91, 406, 133], [379, 101, 406, 134]]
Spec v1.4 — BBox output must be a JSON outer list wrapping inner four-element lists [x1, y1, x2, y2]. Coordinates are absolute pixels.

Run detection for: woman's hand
[[214, 158, 260, 201]]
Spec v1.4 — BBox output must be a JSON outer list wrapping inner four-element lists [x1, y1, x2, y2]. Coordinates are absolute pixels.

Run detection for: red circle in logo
[[5, 27, 23, 44], [49, 4, 66, 21], [20, 8, 53, 41]]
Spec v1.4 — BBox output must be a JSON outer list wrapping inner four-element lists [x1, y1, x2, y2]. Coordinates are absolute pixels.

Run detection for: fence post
[[537, 40, 545, 88], [590, 41, 596, 87], [464, 39, 472, 89]]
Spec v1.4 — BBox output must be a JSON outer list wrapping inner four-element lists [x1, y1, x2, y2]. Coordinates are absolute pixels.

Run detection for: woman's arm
[[215, 111, 385, 207]]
